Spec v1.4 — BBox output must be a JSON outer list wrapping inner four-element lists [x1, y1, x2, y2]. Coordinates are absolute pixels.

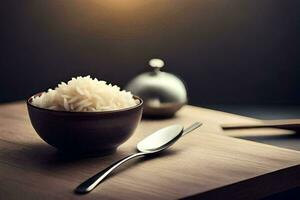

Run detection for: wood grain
[[0, 102, 300, 200]]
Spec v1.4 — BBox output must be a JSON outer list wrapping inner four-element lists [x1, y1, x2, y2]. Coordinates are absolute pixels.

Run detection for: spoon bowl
[[137, 125, 184, 153]]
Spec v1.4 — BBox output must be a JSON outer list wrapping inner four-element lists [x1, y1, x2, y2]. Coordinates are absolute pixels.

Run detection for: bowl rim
[[27, 92, 143, 115]]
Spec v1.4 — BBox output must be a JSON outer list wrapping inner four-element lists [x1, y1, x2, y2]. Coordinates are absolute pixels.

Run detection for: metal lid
[[125, 58, 187, 117]]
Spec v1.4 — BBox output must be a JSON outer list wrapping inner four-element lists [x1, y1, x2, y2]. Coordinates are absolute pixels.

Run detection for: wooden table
[[0, 102, 300, 200]]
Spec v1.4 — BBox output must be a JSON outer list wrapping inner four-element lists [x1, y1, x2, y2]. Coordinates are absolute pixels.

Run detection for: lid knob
[[149, 58, 165, 69]]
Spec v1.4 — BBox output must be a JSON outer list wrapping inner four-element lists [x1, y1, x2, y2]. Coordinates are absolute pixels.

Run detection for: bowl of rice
[[27, 76, 143, 155]]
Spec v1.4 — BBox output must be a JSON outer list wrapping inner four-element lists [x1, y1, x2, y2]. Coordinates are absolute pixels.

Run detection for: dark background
[[1, 0, 299, 106]]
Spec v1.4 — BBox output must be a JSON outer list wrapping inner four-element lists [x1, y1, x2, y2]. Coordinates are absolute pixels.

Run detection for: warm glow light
[[91, 0, 148, 12]]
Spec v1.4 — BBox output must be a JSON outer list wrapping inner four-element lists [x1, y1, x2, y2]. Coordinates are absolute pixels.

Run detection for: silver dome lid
[[126, 58, 187, 117]]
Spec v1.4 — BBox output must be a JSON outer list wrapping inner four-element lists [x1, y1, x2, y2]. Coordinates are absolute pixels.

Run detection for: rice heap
[[31, 76, 138, 112]]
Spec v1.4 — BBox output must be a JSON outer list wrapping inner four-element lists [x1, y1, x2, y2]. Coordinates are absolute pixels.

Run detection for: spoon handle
[[182, 122, 202, 136], [75, 152, 147, 194]]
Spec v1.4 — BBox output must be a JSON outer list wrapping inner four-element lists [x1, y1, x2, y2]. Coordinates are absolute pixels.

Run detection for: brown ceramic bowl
[[27, 93, 143, 155]]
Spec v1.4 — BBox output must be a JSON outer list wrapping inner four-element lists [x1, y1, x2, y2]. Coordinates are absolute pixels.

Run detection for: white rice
[[31, 76, 138, 112]]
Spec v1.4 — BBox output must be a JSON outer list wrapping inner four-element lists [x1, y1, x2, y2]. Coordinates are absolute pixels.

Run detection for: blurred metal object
[[125, 58, 187, 117]]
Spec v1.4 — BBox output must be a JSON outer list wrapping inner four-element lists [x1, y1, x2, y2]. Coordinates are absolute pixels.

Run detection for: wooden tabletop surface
[[0, 102, 300, 200]]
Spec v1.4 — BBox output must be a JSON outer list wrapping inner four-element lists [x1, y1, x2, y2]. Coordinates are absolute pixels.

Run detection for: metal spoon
[[75, 122, 201, 194]]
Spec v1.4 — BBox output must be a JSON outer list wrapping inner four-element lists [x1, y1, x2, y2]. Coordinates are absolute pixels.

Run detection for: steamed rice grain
[[31, 76, 138, 112]]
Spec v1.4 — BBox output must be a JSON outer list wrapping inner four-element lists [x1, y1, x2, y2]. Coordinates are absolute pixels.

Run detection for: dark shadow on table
[[234, 132, 300, 151], [2, 141, 183, 177]]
